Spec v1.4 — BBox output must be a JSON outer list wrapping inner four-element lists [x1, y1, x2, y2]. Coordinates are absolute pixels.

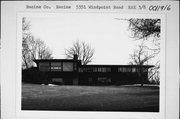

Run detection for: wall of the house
[[37, 61, 151, 85], [73, 78, 78, 85], [51, 62, 61, 71], [77, 66, 150, 85], [38, 62, 74, 72], [38, 61, 78, 85], [52, 78, 64, 85]]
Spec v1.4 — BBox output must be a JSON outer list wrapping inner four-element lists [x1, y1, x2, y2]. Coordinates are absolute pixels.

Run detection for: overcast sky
[[28, 13, 144, 65]]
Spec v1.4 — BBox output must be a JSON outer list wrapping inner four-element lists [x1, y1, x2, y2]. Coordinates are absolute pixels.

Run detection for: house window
[[132, 68, 136, 72], [87, 67, 93, 72], [63, 62, 73, 71], [142, 67, 148, 72], [97, 67, 111, 72], [51, 62, 62, 71], [92, 67, 98, 72], [126, 68, 132, 72], [98, 67, 105, 72], [118, 67, 123, 72], [122, 67, 127, 72], [51, 66, 61, 70], [106, 68, 111, 72], [78, 68, 84, 72], [39, 62, 50, 71], [98, 77, 111, 84]]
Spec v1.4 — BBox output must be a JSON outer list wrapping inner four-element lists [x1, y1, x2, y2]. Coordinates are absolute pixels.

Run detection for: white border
[[1, 1, 179, 119]]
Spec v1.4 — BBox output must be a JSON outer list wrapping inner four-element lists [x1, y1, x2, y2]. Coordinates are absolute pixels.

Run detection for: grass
[[22, 83, 159, 112]]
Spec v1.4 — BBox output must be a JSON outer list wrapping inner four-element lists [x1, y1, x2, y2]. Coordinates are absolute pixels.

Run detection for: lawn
[[22, 83, 159, 112]]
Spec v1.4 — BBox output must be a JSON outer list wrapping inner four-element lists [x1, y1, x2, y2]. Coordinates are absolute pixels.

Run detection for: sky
[[27, 13, 146, 65]]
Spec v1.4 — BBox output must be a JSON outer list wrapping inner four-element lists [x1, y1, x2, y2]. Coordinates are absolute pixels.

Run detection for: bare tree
[[22, 18, 53, 69], [129, 41, 155, 86], [22, 17, 32, 69], [148, 61, 160, 84], [128, 19, 160, 54], [65, 40, 95, 65], [129, 42, 155, 66], [28, 37, 53, 59], [115, 18, 160, 53], [114, 18, 160, 84], [126, 18, 161, 84], [128, 19, 160, 39]]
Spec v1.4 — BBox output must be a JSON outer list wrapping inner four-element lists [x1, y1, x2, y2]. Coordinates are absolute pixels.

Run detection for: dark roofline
[[80, 64, 154, 68], [33, 59, 154, 68], [33, 59, 81, 63]]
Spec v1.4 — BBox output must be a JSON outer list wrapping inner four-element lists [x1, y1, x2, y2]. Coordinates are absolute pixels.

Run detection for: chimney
[[73, 54, 78, 61]]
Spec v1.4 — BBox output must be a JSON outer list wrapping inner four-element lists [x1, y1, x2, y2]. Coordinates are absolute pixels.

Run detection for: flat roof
[[33, 59, 154, 68], [34, 59, 81, 62], [80, 65, 154, 68]]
